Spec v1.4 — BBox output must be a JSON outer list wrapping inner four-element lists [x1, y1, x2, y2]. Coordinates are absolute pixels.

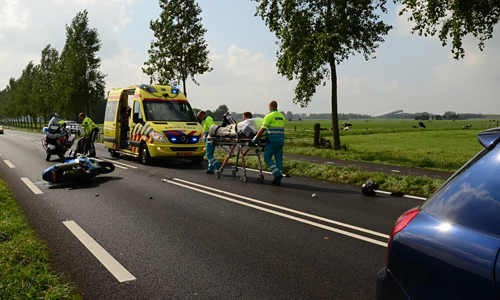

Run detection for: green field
[[283, 119, 495, 172]]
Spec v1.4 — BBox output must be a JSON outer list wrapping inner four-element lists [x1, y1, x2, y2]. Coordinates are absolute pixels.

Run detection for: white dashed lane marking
[[4, 160, 15, 168], [21, 177, 43, 194], [63, 221, 136, 283]]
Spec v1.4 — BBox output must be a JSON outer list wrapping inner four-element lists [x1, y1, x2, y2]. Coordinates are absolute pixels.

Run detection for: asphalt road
[[0, 129, 424, 299]]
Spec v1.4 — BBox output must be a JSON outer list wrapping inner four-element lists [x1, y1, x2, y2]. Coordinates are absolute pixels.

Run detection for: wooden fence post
[[314, 123, 320, 147]]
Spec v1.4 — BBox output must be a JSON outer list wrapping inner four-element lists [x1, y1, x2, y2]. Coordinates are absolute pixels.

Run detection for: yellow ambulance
[[103, 84, 205, 164]]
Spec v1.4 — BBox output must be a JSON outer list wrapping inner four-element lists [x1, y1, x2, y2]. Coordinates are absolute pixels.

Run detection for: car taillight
[[386, 207, 421, 267]]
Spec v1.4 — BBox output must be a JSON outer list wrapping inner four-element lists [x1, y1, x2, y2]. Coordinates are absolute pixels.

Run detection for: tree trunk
[[182, 77, 187, 97], [330, 60, 341, 150]]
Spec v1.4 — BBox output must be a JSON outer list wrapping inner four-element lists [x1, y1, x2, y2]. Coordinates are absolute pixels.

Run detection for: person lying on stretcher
[[208, 112, 263, 139]]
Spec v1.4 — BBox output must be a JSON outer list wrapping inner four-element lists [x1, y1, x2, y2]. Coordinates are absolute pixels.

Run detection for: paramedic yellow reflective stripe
[[203, 116, 214, 133]]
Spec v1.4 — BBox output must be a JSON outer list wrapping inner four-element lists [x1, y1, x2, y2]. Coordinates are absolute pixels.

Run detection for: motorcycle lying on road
[[42, 117, 76, 161], [42, 156, 115, 184]]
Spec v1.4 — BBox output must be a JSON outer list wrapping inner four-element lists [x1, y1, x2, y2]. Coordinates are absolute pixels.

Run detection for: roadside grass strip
[[0, 177, 81, 299], [165, 178, 388, 247], [215, 151, 444, 198]]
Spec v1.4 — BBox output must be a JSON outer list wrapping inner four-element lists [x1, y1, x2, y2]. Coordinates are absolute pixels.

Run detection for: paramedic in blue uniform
[[197, 111, 221, 174], [252, 101, 286, 186]]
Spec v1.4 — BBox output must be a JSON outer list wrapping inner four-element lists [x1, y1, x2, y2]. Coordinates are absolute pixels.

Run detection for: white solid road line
[[4, 160, 15, 168], [174, 178, 389, 239], [63, 221, 136, 283], [167, 179, 388, 247], [21, 177, 43, 194], [99, 157, 138, 169], [391, 170, 401, 173], [92, 158, 128, 169], [376, 190, 427, 201], [246, 168, 273, 175]]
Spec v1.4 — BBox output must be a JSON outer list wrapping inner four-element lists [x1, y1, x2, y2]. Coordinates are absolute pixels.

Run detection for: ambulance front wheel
[[109, 149, 119, 158], [191, 158, 203, 165], [139, 144, 152, 165]]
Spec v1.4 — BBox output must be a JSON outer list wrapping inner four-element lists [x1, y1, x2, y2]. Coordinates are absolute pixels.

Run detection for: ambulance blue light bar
[[171, 85, 180, 95]]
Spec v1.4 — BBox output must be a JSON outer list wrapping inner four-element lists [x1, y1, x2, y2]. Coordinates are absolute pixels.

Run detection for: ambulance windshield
[[143, 100, 197, 122]]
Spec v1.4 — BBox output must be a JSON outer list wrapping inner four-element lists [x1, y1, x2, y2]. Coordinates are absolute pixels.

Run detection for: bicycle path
[[283, 153, 454, 180]]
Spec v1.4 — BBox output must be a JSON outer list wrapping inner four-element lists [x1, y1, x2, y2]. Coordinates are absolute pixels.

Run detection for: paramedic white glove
[[251, 137, 257, 144]]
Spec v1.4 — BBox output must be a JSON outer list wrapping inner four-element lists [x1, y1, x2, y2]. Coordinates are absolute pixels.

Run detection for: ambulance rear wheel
[[139, 144, 152, 165]]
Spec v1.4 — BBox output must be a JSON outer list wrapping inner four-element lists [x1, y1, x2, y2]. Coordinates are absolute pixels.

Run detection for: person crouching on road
[[197, 111, 221, 174], [252, 101, 285, 186], [79, 113, 98, 157]]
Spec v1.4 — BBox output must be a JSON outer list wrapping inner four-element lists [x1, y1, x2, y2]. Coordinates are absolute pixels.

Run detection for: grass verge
[[0, 177, 81, 299], [215, 151, 445, 198]]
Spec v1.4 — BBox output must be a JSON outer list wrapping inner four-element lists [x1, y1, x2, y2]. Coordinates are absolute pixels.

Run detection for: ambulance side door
[[103, 96, 120, 148]]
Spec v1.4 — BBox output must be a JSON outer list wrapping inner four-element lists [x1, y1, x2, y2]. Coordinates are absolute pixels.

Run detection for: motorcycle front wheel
[[98, 162, 115, 174]]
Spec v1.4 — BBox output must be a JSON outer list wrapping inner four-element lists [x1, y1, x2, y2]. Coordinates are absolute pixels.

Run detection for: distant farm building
[[372, 110, 404, 118]]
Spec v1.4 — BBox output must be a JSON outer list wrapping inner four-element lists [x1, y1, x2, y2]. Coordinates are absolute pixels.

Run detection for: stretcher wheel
[[215, 170, 221, 179], [240, 175, 248, 183], [257, 174, 264, 182], [231, 170, 237, 178]]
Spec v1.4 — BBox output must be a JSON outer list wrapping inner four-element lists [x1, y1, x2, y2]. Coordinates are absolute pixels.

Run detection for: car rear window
[[422, 146, 500, 236]]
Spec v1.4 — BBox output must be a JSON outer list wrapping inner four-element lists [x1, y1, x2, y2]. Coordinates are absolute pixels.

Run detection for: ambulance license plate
[[177, 152, 193, 156]]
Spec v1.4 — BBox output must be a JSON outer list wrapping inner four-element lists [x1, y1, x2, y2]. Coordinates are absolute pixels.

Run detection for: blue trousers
[[264, 141, 284, 178], [206, 142, 222, 172]]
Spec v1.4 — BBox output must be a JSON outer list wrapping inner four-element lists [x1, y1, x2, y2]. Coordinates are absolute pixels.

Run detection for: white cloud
[[0, 0, 30, 29], [428, 37, 500, 113], [101, 46, 149, 90], [392, 4, 414, 37]]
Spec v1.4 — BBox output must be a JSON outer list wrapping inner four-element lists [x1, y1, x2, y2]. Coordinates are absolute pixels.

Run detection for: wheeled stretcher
[[207, 118, 267, 183]]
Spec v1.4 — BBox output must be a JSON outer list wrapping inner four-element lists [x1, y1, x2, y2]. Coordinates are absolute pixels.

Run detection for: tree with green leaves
[[144, 0, 212, 97], [59, 10, 106, 118], [254, 0, 392, 149], [396, 0, 500, 59], [33, 45, 60, 121], [17, 61, 39, 128]]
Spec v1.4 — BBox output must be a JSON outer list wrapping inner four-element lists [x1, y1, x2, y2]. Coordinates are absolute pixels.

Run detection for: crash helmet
[[361, 180, 379, 196]]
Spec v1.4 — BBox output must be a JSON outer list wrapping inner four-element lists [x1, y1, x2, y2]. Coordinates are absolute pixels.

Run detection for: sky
[[1, 0, 499, 116]]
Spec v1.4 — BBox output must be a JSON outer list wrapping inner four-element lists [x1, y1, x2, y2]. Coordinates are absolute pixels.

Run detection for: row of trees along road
[[0, 10, 105, 129], [2, 1, 498, 147]]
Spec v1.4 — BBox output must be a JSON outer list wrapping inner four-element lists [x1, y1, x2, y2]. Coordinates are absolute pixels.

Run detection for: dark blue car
[[377, 127, 500, 299]]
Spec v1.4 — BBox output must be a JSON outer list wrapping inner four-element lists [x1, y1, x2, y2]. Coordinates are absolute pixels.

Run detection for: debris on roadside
[[390, 191, 405, 197]]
